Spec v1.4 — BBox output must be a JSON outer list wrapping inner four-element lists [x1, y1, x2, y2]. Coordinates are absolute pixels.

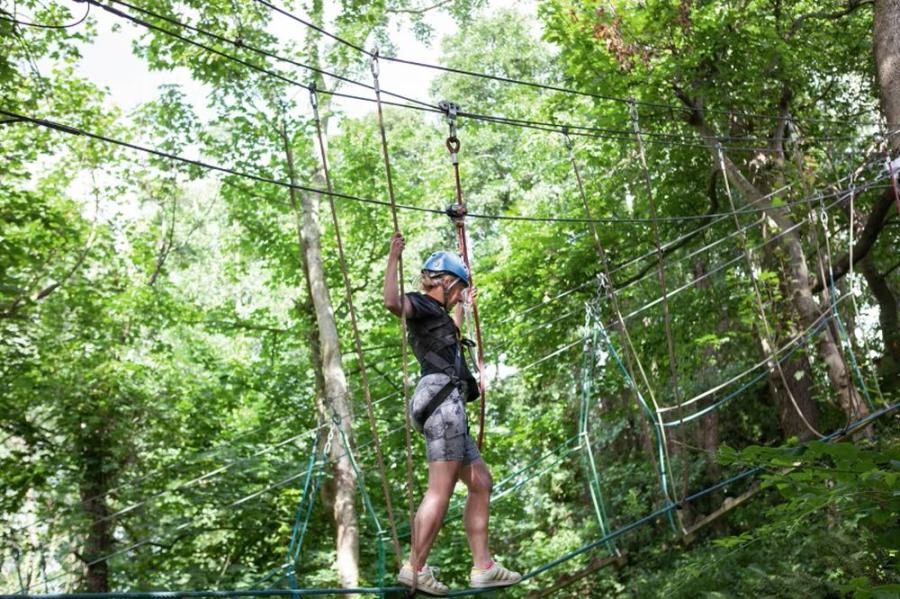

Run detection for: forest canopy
[[1, 0, 898, 596]]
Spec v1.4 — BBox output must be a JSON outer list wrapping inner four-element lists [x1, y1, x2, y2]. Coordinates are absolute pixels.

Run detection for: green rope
[[332, 419, 388, 588], [587, 301, 677, 530], [578, 313, 615, 551]]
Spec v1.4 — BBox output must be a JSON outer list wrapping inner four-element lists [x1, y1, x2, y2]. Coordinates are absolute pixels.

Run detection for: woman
[[383, 232, 521, 595]]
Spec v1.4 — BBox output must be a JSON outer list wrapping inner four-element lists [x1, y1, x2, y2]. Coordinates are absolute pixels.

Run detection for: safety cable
[[81, 0, 867, 155], [440, 101, 489, 449], [659, 294, 851, 424], [715, 143, 824, 438], [368, 49, 417, 590], [493, 156, 889, 325], [628, 101, 683, 507], [309, 84, 402, 568], [565, 127, 674, 513], [10, 400, 897, 598], [0, 3, 91, 29], [249, 0, 879, 129], [12, 108, 866, 237], [7, 385, 404, 540]]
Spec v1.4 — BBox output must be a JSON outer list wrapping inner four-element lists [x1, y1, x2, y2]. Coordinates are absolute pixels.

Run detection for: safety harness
[[407, 295, 479, 427]]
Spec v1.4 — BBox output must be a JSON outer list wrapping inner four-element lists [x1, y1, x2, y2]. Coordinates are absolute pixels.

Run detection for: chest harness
[[407, 301, 478, 426]]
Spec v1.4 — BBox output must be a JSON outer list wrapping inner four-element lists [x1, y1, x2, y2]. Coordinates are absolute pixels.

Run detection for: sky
[[69, 0, 527, 122]]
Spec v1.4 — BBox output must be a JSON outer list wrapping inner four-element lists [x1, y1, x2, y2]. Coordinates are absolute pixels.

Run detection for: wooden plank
[[681, 483, 762, 546], [525, 553, 628, 599]]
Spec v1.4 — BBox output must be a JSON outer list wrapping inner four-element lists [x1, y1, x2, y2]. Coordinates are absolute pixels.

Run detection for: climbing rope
[[308, 83, 403, 567], [715, 143, 825, 439], [563, 128, 674, 522], [440, 100, 488, 450], [627, 101, 681, 515], [369, 48, 417, 591]]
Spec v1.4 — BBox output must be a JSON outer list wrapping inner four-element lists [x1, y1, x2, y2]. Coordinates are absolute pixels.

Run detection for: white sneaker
[[398, 561, 449, 596], [470, 561, 522, 588]]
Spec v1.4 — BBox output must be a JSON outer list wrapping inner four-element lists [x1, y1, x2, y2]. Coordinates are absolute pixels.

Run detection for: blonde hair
[[419, 271, 454, 292]]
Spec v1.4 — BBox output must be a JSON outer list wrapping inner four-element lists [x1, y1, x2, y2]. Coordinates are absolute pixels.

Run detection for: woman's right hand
[[389, 232, 405, 258]]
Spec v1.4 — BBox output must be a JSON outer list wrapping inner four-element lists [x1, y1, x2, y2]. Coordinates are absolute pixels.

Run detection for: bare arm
[[383, 232, 414, 319]]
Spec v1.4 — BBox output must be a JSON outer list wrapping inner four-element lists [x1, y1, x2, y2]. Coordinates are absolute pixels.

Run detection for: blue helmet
[[422, 251, 469, 287]]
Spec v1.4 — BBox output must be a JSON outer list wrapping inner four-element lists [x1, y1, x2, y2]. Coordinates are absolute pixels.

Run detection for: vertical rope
[[441, 102, 488, 449], [309, 84, 403, 568], [843, 172, 885, 405], [579, 307, 616, 553], [370, 49, 417, 587], [815, 193, 875, 411], [715, 144, 824, 438], [627, 100, 682, 511], [564, 130, 674, 522]]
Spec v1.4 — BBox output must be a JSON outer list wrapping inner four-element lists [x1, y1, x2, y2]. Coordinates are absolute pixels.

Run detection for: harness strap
[[420, 379, 460, 425]]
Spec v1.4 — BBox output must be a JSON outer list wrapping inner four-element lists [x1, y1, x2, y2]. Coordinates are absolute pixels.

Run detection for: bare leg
[[410, 460, 461, 568], [459, 459, 493, 569]]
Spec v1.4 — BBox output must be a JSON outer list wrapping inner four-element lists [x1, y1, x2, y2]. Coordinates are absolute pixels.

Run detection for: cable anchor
[[439, 100, 461, 164]]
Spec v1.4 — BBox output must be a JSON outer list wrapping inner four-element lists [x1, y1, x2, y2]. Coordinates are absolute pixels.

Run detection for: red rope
[[446, 135, 488, 450]]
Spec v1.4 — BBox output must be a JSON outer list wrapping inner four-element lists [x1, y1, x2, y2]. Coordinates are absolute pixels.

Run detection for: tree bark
[[859, 257, 900, 389], [283, 124, 359, 587], [875, 0, 900, 151], [677, 109, 870, 426], [77, 418, 113, 592]]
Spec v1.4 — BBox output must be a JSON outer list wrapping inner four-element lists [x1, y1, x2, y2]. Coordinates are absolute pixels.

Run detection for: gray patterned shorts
[[411, 374, 481, 465]]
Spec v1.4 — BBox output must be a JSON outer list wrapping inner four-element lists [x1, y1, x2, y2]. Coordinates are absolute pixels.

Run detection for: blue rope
[[18, 401, 894, 599], [662, 314, 833, 427], [589, 303, 678, 530]]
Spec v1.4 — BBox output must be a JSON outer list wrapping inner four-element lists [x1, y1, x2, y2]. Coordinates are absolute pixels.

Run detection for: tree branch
[[387, 0, 455, 16], [788, 0, 874, 37]]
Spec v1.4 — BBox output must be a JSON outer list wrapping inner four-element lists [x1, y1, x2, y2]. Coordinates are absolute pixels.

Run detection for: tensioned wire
[[248, 0, 880, 129], [8, 0, 892, 588], [510, 185, 863, 415], [10, 300, 603, 590], [7, 108, 875, 227], [7, 383, 405, 541], [9, 403, 896, 599], [492, 153, 892, 327], [12, 0, 892, 564], [16, 301, 620, 594], [82, 0, 873, 153], [659, 294, 851, 427]]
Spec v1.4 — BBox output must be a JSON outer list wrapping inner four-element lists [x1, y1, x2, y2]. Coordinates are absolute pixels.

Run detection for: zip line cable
[[9, 108, 884, 233], [249, 0, 879, 129], [0, 3, 91, 29], [81, 0, 871, 154]]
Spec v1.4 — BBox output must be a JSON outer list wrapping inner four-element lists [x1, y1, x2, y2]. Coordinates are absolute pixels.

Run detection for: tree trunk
[[859, 257, 900, 390], [77, 418, 113, 592], [684, 116, 870, 426], [283, 124, 359, 587], [691, 259, 723, 485], [875, 0, 900, 152]]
